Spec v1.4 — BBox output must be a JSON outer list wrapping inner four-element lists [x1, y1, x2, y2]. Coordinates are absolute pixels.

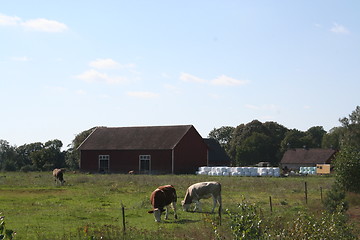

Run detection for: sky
[[1, 1, 359, 149]]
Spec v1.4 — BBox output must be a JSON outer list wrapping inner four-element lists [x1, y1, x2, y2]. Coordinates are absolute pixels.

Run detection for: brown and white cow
[[53, 168, 65, 185], [181, 181, 222, 213], [148, 185, 178, 222]]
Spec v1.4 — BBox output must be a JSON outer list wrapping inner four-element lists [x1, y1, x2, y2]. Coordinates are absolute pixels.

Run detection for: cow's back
[[151, 185, 177, 209], [190, 181, 221, 198]]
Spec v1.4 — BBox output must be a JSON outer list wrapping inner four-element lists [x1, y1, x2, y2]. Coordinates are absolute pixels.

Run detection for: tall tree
[[305, 126, 326, 148], [208, 126, 234, 151], [280, 129, 307, 152], [65, 127, 97, 170], [229, 120, 287, 166], [322, 127, 344, 149], [339, 105, 360, 148], [0, 140, 18, 171]]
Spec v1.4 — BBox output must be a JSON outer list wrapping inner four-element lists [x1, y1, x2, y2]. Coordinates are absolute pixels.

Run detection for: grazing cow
[[148, 185, 178, 222], [181, 181, 222, 213], [53, 168, 65, 185]]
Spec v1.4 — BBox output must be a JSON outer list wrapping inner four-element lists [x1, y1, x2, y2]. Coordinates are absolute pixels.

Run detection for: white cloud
[[330, 23, 349, 34], [180, 72, 207, 83], [180, 72, 248, 86], [74, 69, 127, 84], [0, 14, 21, 26], [21, 18, 68, 32], [0, 13, 68, 32], [127, 91, 159, 98], [11, 56, 31, 62], [89, 59, 120, 69], [89, 58, 136, 70], [211, 75, 249, 86]]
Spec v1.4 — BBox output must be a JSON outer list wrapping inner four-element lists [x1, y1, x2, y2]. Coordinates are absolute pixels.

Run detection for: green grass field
[[0, 172, 358, 239]]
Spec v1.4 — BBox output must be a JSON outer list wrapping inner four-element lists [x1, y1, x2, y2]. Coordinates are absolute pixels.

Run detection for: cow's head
[[181, 200, 191, 211], [148, 208, 162, 222]]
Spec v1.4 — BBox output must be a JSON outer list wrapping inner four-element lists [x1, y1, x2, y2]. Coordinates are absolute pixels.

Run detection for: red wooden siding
[[173, 126, 208, 174]]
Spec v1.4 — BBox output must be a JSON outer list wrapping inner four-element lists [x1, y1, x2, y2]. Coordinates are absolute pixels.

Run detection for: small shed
[[280, 148, 336, 170], [78, 125, 208, 174], [316, 164, 331, 175]]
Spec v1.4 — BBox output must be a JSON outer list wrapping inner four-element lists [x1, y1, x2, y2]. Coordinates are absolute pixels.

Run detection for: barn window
[[139, 155, 151, 173], [99, 155, 109, 173]]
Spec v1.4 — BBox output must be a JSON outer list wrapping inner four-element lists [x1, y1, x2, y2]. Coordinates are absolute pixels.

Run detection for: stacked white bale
[[299, 166, 317, 175], [273, 167, 280, 177], [196, 166, 280, 177], [258, 167, 267, 176]]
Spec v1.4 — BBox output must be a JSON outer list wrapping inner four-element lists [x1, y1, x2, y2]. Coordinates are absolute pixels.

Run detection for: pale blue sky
[[1, 1, 359, 148]]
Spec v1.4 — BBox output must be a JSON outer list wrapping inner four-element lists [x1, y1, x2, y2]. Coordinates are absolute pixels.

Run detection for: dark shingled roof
[[78, 125, 194, 150], [280, 148, 336, 165]]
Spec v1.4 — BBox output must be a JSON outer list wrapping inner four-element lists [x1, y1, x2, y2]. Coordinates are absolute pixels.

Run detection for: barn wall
[[173, 126, 208, 174], [80, 149, 172, 173]]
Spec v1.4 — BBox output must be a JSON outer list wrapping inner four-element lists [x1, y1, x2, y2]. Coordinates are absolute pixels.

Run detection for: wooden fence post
[[320, 187, 323, 203], [304, 182, 308, 204], [269, 196, 273, 213], [121, 203, 126, 235]]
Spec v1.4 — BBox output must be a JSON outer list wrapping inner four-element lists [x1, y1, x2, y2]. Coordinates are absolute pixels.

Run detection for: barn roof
[[280, 148, 336, 165], [78, 125, 196, 150]]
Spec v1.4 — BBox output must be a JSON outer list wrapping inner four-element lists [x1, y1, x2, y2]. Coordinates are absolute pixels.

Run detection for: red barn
[[78, 125, 208, 174]]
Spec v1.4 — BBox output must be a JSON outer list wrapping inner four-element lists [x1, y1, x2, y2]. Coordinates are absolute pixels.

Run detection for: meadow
[[0, 172, 358, 239]]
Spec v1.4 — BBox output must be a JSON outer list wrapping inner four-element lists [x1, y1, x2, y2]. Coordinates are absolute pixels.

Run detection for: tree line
[[209, 106, 360, 167], [1, 107, 359, 172]]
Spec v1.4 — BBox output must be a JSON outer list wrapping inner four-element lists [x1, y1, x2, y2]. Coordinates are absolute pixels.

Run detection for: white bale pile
[[196, 166, 280, 177], [299, 167, 316, 175]]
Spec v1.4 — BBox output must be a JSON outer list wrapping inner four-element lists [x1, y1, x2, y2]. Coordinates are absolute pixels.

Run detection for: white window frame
[[139, 155, 151, 173], [98, 155, 110, 172]]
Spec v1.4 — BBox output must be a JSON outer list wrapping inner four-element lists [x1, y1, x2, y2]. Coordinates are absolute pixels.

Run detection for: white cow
[[181, 181, 222, 213]]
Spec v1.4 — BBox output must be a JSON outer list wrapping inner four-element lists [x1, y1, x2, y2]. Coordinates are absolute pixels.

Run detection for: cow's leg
[[194, 200, 201, 212], [211, 195, 217, 213], [154, 209, 161, 222], [171, 201, 178, 219], [164, 205, 169, 220]]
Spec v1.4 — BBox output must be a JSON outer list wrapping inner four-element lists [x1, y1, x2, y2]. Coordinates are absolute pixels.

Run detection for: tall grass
[[0, 172, 357, 239]]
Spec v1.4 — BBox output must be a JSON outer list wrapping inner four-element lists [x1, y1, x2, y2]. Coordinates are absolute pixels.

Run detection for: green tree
[[339, 105, 360, 148], [208, 126, 234, 151], [334, 146, 360, 193], [305, 126, 326, 148], [280, 129, 307, 152], [235, 132, 272, 166], [322, 127, 344, 149], [65, 127, 97, 170], [228, 120, 287, 166], [0, 140, 18, 171]]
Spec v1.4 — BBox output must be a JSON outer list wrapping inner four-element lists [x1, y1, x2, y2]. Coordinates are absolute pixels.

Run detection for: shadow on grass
[[163, 219, 200, 224]]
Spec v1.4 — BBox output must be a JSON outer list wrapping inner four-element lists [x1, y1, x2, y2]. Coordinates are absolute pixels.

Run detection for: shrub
[[334, 146, 360, 193], [0, 215, 15, 240], [323, 182, 349, 213], [226, 199, 265, 240]]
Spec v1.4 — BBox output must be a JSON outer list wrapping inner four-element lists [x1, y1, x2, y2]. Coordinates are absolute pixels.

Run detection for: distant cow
[[53, 168, 65, 185], [181, 181, 222, 213], [148, 185, 178, 222]]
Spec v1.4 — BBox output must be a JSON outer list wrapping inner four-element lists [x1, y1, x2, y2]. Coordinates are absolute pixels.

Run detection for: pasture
[[0, 172, 358, 239]]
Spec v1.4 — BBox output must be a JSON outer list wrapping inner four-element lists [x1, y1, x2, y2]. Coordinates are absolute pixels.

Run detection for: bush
[[226, 199, 264, 240], [334, 146, 360, 193], [0, 215, 15, 240], [323, 183, 349, 213], [275, 210, 357, 240]]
